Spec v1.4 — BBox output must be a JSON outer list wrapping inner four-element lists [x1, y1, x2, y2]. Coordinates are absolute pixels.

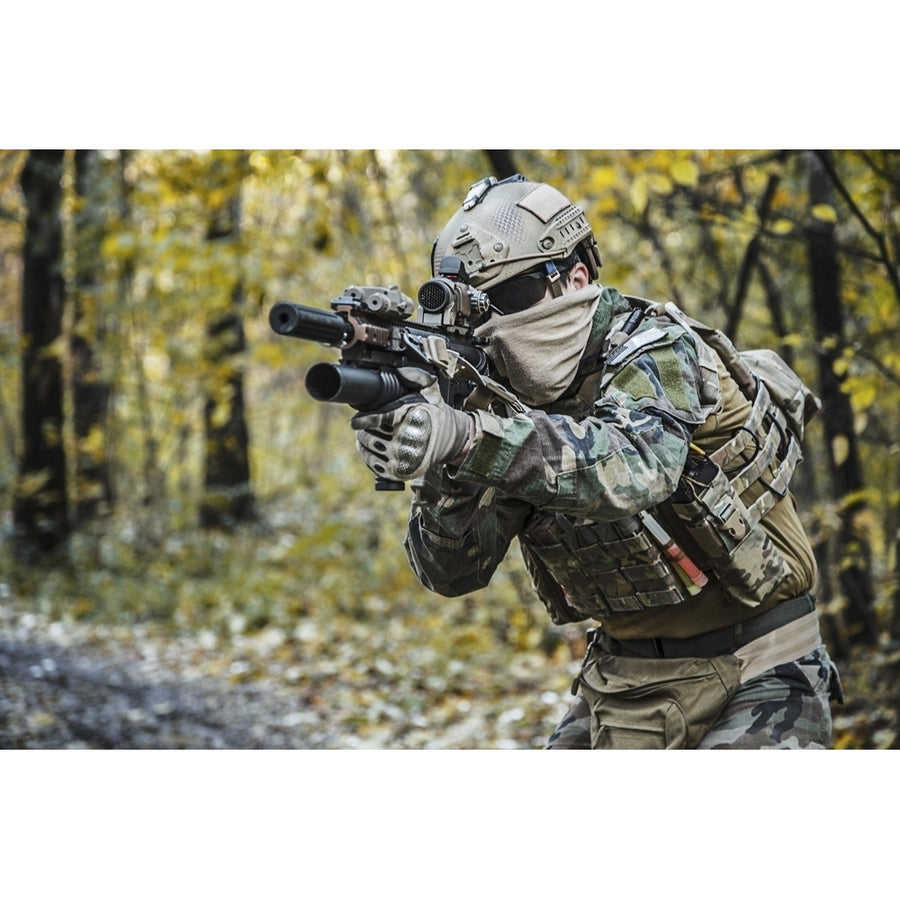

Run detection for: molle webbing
[[707, 378, 802, 522], [520, 511, 689, 622]]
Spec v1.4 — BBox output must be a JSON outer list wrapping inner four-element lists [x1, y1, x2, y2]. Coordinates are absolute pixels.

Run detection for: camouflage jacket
[[404, 287, 817, 640]]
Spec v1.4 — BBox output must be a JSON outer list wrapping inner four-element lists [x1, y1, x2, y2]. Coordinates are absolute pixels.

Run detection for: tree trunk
[[807, 150, 878, 648], [71, 149, 113, 522], [893, 526, 900, 642], [199, 181, 255, 529], [115, 150, 162, 511], [484, 150, 517, 180], [13, 150, 69, 556]]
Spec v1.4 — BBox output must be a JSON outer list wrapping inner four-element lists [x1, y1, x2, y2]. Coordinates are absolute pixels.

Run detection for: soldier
[[352, 174, 843, 749]]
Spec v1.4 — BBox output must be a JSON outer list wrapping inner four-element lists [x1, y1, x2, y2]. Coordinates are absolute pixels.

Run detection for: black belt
[[595, 592, 817, 659]]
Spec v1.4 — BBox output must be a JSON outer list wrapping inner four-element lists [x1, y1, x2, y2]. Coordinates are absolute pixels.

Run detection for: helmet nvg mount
[[431, 174, 602, 294]]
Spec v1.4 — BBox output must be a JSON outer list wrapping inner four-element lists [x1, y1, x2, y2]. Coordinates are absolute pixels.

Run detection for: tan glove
[[351, 368, 474, 482]]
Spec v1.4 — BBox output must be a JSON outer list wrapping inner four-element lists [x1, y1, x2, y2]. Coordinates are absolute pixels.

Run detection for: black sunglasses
[[487, 270, 548, 315], [487, 257, 578, 316]]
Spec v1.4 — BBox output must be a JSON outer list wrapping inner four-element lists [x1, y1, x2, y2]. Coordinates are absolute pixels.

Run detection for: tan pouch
[[578, 651, 742, 749], [669, 458, 790, 607]]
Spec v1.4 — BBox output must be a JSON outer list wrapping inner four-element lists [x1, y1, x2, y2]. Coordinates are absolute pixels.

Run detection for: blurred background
[[1, 148, 898, 748]]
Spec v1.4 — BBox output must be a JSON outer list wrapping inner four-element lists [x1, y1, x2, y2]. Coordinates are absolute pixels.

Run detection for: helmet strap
[[544, 261, 564, 298]]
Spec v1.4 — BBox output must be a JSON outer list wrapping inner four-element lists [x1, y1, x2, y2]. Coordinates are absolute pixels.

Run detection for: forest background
[[2, 148, 900, 751]]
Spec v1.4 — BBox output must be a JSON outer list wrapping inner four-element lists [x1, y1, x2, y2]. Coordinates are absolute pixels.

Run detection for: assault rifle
[[268, 257, 494, 493]]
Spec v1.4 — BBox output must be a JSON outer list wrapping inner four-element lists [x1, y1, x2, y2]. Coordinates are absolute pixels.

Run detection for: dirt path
[[0, 608, 342, 749]]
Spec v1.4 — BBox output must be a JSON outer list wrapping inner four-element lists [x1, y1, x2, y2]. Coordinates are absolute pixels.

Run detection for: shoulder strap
[[627, 295, 820, 440]]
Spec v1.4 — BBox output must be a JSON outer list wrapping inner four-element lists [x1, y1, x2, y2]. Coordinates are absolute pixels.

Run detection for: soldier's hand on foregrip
[[351, 375, 474, 482]]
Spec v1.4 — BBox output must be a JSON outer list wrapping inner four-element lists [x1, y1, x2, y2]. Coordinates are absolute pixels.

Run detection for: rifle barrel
[[269, 302, 353, 347]]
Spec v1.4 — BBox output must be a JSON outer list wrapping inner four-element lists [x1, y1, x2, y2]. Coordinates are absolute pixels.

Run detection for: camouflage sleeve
[[451, 323, 715, 521], [403, 482, 531, 597]]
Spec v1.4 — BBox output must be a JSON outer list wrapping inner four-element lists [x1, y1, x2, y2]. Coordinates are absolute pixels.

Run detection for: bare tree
[[725, 150, 790, 339]]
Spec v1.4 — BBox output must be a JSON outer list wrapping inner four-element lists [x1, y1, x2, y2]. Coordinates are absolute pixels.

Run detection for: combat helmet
[[431, 174, 602, 295]]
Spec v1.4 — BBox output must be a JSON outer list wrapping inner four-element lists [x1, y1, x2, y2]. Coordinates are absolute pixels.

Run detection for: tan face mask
[[474, 283, 601, 406]]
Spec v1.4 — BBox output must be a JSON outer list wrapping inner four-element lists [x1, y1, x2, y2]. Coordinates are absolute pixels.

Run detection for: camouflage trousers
[[546, 644, 842, 749]]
